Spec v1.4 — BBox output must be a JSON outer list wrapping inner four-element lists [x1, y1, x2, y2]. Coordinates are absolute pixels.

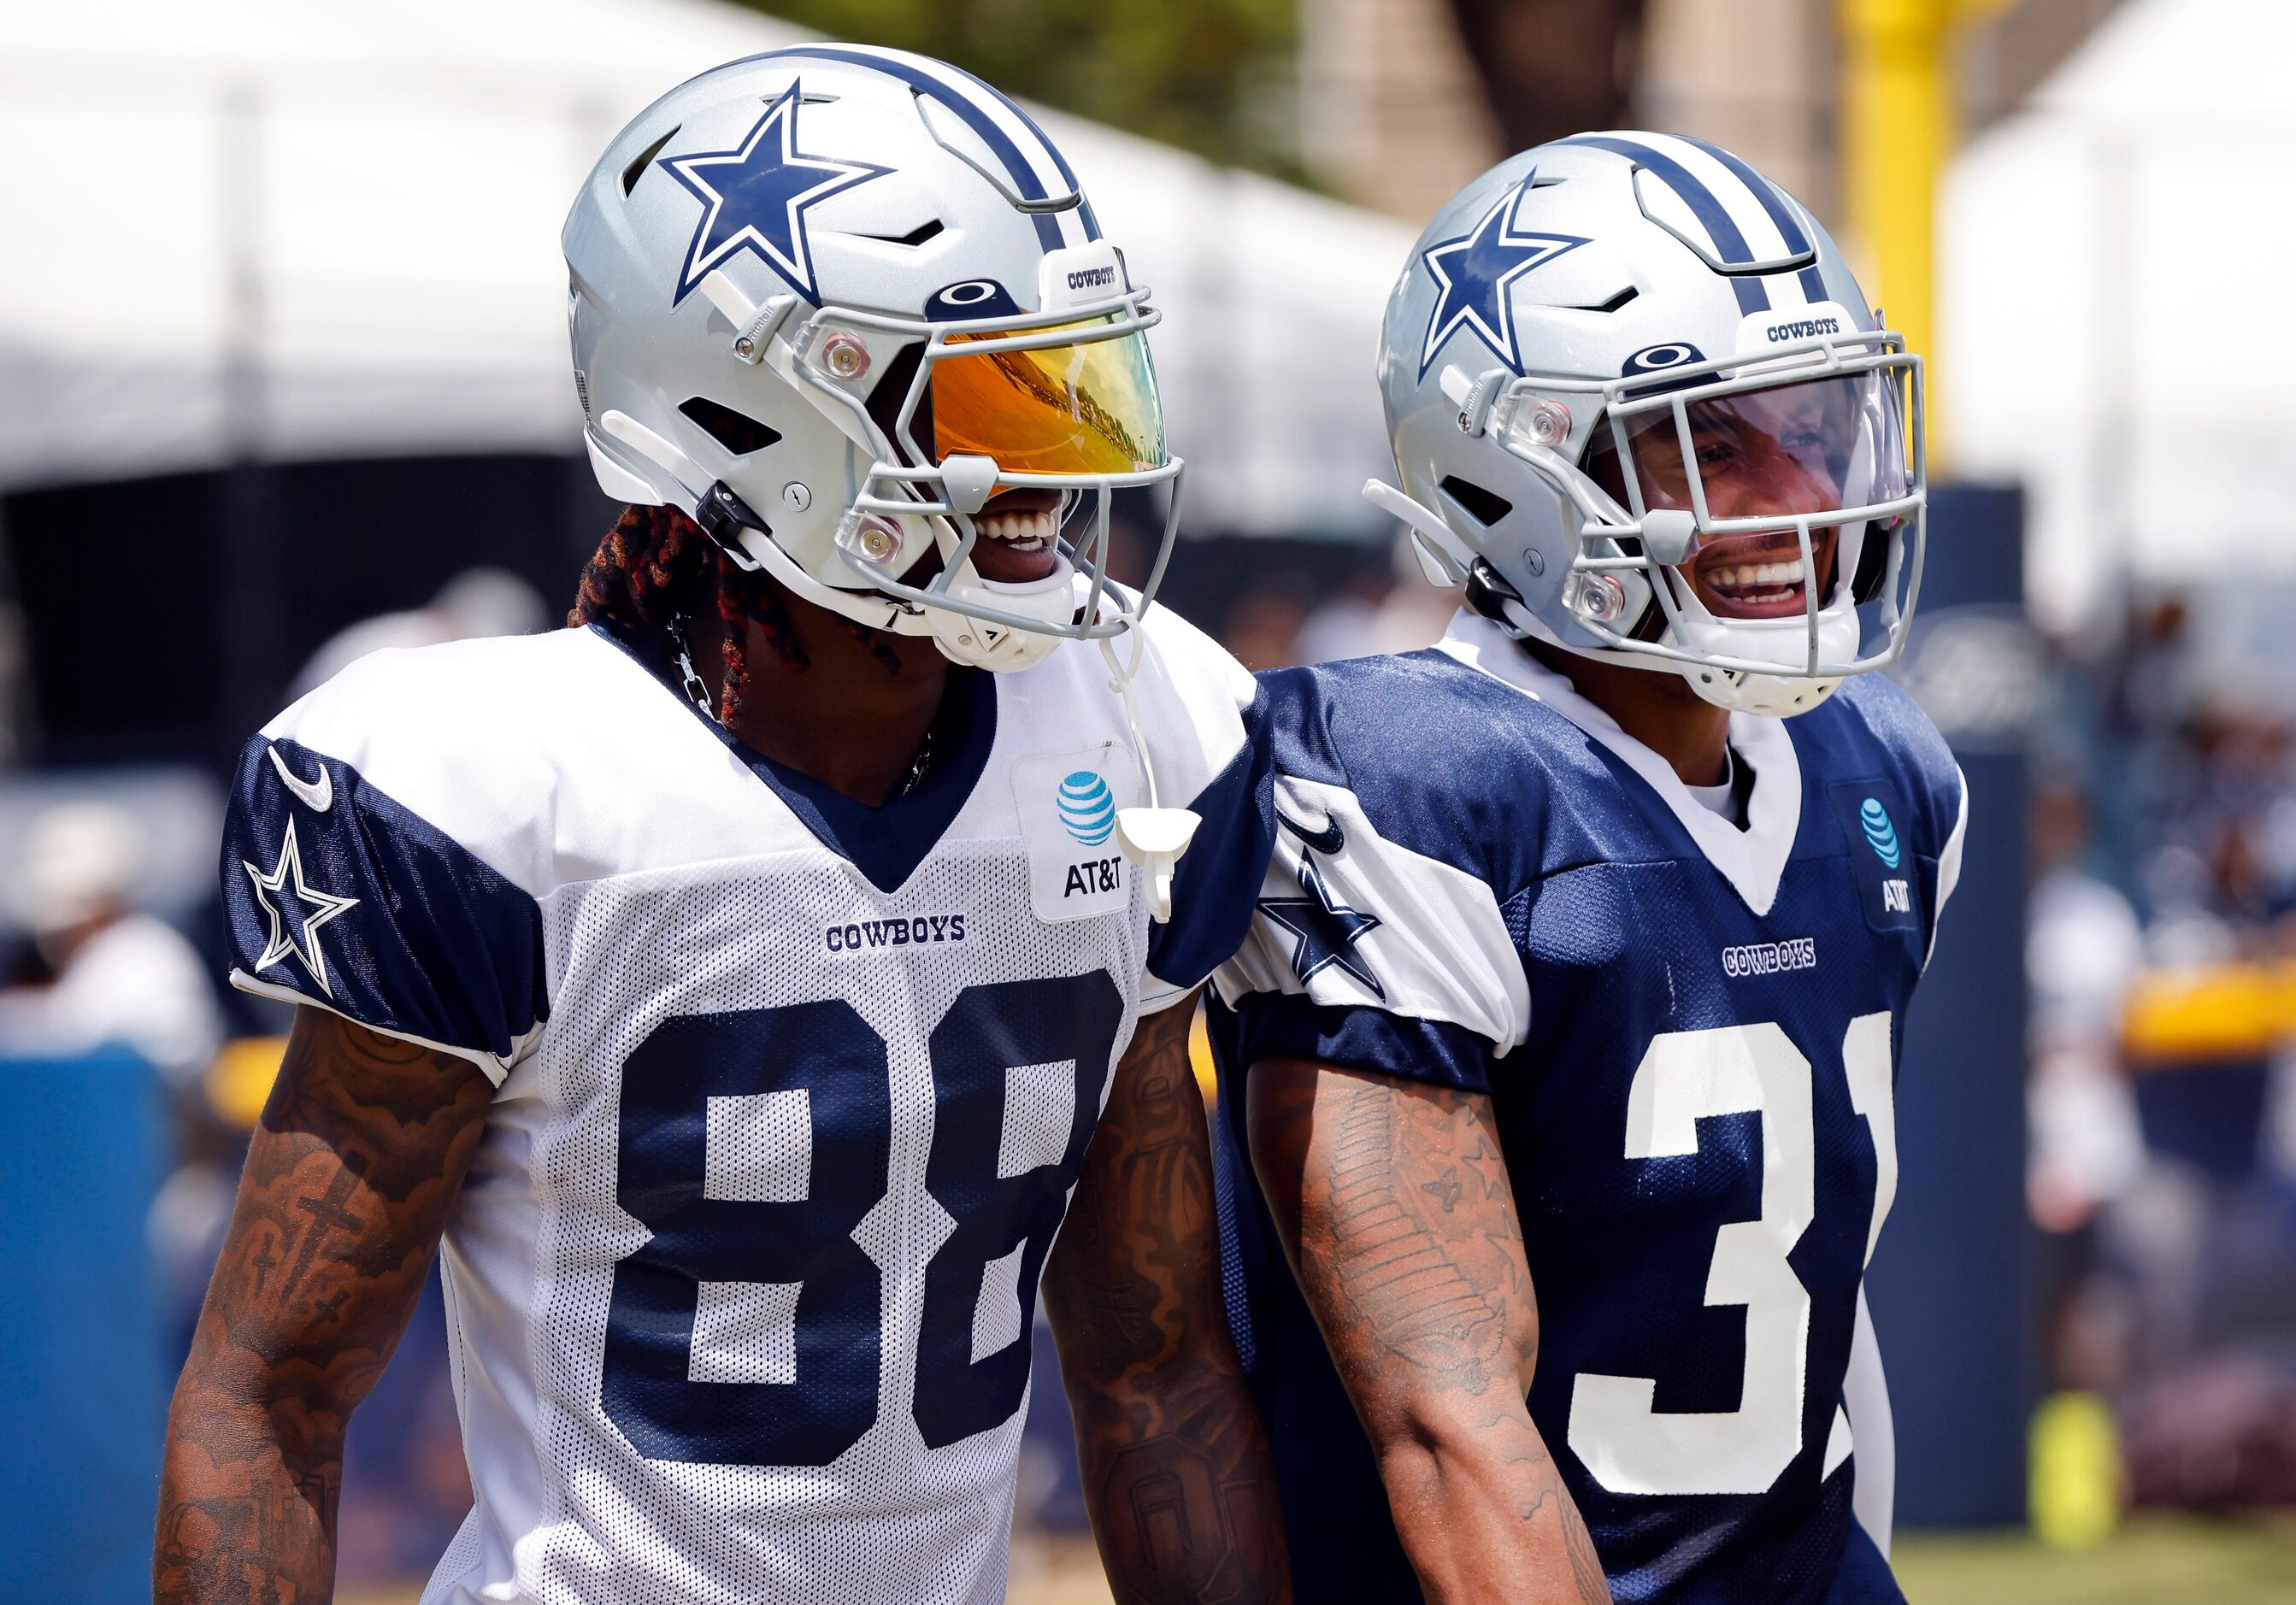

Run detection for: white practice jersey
[[219, 608, 1270, 1605]]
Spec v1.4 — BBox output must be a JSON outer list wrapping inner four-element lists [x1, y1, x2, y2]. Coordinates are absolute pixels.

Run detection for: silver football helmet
[[1369, 132, 1925, 716], [563, 45, 1180, 673]]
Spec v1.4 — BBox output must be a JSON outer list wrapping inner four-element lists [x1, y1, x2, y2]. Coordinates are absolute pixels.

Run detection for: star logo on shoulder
[[243, 817, 360, 997], [663, 81, 888, 306], [1259, 807, 1384, 998], [1419, 172, 1588, 378]]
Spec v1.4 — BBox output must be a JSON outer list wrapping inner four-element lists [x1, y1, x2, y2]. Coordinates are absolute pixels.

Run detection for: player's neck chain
[[666, 614, 933, 799], [668, 613, 716, 720], [895, 729, 934, 799]]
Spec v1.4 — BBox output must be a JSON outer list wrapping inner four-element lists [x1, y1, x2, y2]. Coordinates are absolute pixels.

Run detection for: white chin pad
[[1684, 667, 1844, 717], [924, 559, 1079, 671]]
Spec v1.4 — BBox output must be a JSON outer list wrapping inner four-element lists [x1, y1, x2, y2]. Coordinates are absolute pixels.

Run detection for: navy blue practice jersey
[[1209, 610, 1964, 1605]]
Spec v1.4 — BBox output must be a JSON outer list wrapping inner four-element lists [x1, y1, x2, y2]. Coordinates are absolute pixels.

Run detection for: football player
[[1210, 135, 1963, 1602], [156, 49, 1290, 1605]]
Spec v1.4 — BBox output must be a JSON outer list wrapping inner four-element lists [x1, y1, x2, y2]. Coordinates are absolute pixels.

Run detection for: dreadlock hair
[[570, 503, 902, 726]]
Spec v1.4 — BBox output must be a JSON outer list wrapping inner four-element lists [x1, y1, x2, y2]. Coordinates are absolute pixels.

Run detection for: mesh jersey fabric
[[1209, 610, 1964, 1605], [216, 603, 1271, 1605]]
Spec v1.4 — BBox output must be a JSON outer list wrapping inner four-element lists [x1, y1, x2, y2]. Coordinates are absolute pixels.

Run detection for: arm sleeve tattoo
[[1248, 1059, 1610, 1605], [155, 1007, 493, 1605], [1043, 995, 1294, 1604]]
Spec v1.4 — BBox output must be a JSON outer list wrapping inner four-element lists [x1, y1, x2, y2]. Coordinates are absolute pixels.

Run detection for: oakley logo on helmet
[[1622, 341, 1704, 376], [662, 83, 888, 306], [926, 279, 1025, 320], [1373, 135, 1925, 718]]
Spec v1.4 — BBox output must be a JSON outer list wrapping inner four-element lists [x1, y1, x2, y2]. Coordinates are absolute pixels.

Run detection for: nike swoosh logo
[[268, 745, 334, 813], [1276, 806, 1344, 855]]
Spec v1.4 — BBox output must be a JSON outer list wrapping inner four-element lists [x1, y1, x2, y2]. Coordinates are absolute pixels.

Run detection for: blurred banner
[[0, 1049, 165, 1604], [0, 0, 1409, 543], [1867, 482, 2035, 1527]]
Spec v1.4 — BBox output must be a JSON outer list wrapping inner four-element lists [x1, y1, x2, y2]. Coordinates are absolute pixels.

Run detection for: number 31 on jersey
[[1567, 1014, 1896, 1497]]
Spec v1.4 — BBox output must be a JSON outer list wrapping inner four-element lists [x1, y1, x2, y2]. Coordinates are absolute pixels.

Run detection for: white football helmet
[[1369, 132, 1925, 716], [563, 45, 1180, 673]]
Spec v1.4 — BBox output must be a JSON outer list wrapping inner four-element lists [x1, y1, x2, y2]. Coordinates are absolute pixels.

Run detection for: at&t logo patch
[[1859, 797, 1902, 867], [1829, 780, 1920, 934], [1013, 745, 1136, 925], [1057, 771, 1116, 845]]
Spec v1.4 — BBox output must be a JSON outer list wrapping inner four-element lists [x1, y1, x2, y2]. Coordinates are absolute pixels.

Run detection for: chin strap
[[1097, 626, 1200, 924]]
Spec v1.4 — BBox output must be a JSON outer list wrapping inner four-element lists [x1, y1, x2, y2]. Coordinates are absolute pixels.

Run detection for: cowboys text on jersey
[[1211, 612, 1964, 1604]]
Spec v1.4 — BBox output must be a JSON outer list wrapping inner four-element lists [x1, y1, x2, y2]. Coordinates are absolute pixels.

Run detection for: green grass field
[[347, 1518, 2296, 1603], [1893, 1518, 2296, 1604]]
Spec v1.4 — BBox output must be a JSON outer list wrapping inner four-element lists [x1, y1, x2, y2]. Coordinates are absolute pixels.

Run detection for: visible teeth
[[977, 509, 1057, 545], [1709, 560, 1808, 591]]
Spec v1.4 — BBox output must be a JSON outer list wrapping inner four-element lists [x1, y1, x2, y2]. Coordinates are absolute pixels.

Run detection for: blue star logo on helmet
[[1056, 771, 1116, 846], [1859, 797, 1901, 868], [1417, 173, 1589, 379], [663, 82, 888, 307]]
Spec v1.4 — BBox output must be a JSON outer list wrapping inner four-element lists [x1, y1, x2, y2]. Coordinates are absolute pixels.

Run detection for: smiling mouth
[[1691, 537, 1831, 619], [968, 489, 1063, 585]]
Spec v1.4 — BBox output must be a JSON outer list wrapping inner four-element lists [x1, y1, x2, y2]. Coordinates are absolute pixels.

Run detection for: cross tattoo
[[250, 1238, 280, 1297], [278, 1170, 368, 1301]]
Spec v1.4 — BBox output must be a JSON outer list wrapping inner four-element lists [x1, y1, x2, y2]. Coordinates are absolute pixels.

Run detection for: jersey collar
[[587, 620, 998, 894], [1435, 609, 1803, 917]]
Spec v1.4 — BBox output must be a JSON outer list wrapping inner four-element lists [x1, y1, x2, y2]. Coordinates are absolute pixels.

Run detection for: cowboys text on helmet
[[563, 46, 1182, 673], [1368, 132, 1926, 717]]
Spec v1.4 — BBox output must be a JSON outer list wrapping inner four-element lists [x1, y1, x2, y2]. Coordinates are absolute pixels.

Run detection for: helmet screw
[[860, 524, 898, 561], [1522, 547, 1545, 577], [782, 482, 811, 512], [733, 336, 757, 360], [821, 332, 870, 379]]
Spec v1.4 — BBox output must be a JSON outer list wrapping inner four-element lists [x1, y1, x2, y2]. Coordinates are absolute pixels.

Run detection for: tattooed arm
[[1247, 1058, 1610, 1605], [1043, 995, 1292, 1603], [155, 1007, 493, 1603]]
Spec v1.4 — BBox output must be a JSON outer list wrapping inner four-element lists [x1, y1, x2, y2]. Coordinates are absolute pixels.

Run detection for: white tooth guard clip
[[1115, 807, 1200, 925], [1098, 620, 1203, 924]]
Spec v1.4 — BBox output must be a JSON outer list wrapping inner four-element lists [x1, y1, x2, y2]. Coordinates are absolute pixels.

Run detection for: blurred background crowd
[[5, 0, 2296, 1600]]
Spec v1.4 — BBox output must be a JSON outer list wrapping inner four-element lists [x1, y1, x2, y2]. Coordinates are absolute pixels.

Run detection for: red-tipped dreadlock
[[570, 503, 806, 726], [569, 503, 904, 725]]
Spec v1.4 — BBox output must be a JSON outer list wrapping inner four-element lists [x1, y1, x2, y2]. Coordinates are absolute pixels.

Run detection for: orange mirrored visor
[[930, 315, 1167, 476]]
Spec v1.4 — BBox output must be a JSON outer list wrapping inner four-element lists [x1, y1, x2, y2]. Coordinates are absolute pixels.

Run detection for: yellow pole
[[1838, 0, 2016, 475]]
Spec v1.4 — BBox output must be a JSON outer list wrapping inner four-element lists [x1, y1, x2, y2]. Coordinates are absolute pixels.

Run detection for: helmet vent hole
[[863, 341, 930, 461], [1439, 476, 1514, 527], [860, 218, 945, 248], [621, 125, 680, 197], [1587, 285, 1639, 314], [680, 397, 782, 457]]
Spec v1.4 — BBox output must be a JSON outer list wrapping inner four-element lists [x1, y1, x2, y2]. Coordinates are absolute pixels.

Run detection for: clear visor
[[928, 315, 1168, 477], [1592, 369, 1910, 529]]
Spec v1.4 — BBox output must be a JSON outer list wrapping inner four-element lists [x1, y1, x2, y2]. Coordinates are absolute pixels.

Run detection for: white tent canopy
[[0, 0, 1415, 538], [1944, 0, 2296, 630]]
